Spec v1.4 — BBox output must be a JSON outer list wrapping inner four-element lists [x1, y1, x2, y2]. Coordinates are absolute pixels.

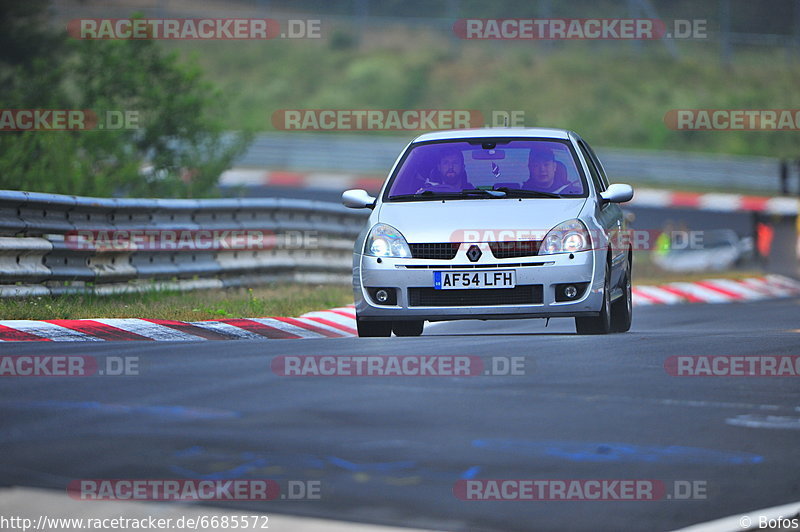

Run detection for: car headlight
[[365, 223, 412, 258], [539, 219, 592, 255]]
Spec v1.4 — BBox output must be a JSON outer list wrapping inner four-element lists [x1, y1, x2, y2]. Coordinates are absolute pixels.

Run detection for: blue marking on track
[[171, 459, 268, 480], [460, 466, 481, 479], [472, 439, 764, 464], [325, 456, 417, 472], [168, 447, 480, 484], [174, 446, 206, 457]]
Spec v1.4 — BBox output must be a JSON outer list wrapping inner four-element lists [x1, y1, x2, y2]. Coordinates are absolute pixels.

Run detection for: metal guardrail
[[0, 190, 368, 297], [235, 133, 792, 193]]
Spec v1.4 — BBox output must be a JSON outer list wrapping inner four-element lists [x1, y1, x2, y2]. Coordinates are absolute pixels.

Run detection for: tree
[[0, 8, 250, 197]]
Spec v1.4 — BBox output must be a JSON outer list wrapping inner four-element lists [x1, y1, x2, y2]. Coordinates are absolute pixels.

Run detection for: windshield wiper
[[459, 188, 507, 198], [494, 187, 562, 198], [389, 189, 507, 201], [388, 191, 462, 201]]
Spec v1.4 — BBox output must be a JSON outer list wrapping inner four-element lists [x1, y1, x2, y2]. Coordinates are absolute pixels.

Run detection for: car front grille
[[408, 241, 542, 260], [488, 240, 541, 258], [409, 243, 460, 260], [407, 285, 543, 307]]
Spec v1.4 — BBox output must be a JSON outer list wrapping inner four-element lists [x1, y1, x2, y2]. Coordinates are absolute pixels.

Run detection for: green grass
[[0, 283, 353, 321], [164, 31, 800, 159], [635, 268, 765, 285]]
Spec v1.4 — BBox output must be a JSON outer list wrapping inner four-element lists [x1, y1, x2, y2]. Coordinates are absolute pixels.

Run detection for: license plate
[[433, 270, 516, 290]]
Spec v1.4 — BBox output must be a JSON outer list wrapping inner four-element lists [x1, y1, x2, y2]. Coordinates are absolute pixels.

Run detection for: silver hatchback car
[[342, 128, 634, 337]]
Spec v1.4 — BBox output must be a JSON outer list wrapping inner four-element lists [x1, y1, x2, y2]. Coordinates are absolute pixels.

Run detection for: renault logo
[[467, 245, 482, 262]]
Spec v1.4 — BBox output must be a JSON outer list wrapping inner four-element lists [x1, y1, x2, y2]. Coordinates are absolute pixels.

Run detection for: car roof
[[411, 127, 574, 143]]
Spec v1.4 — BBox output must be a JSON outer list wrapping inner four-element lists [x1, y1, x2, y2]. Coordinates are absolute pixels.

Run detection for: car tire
[[392, 320, 424, 337], [575, 262, 612, 335], [356, 317, 392, 337], [610, 253, 632, 333]]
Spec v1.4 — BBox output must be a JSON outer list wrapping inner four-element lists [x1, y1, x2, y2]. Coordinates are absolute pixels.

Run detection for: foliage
[[0, 6, 249, 197]]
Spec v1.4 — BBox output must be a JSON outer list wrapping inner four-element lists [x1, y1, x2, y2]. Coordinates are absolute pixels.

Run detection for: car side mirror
[[342, 189, 376, 209], [600, 183, 634, 204]]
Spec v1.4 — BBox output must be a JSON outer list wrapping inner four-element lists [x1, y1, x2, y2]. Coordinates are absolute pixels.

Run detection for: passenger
[[524, 146, 573, 194]]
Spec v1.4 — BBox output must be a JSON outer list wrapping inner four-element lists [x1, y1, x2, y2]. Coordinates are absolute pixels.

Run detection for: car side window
[[577, 141, 605, 193], [584, 141, 610, 189]]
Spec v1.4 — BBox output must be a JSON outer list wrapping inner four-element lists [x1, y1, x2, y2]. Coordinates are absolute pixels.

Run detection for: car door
[[576, 137, 626, 288]]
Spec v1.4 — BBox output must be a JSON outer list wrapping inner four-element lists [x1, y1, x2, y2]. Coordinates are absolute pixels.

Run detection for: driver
[[416, 148, 473, 192]]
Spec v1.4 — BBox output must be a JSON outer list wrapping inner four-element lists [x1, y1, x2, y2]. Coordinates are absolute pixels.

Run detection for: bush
[[0, 5, 249, 197]]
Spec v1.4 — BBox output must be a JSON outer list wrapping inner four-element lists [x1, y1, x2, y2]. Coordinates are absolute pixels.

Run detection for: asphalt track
[[2, 298, 800, 531]]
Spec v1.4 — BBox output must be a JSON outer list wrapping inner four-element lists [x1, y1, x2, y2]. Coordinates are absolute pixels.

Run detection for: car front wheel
[[610, 254, 632, 333], [575, 263, 612, 335]]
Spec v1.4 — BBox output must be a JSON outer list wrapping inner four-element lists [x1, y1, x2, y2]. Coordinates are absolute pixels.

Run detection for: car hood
[[376, 198, 587, 243]]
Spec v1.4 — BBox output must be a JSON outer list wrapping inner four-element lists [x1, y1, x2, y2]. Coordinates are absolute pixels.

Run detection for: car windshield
[[386, 139, 587, 200]]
